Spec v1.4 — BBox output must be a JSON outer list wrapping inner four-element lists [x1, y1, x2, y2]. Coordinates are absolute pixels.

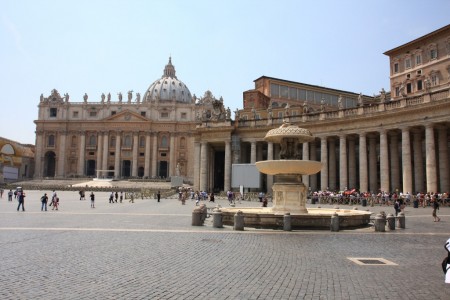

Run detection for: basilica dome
[[144, 57, 192, 103]]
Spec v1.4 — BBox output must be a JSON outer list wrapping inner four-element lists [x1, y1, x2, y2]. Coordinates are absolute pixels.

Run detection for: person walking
[[109, 192, 114, 203], [90, 192, 95, 208], [157, 190, 161, 203], [52, 194, 59, 210], [433, 199, 441, 222], [114, 191, 118, 203], [8, 189, 13, 201], [41, 193, 48, 211], [120, 191, 123, 203], [129, 193, 134, 203], [17, 191, 25, 212]]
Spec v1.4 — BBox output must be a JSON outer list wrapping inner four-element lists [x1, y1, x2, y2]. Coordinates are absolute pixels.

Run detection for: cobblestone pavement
[[0, 189, 449, 299]]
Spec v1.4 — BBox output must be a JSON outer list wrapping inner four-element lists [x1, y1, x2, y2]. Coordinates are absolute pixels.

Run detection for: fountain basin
[[220, 207, 372, 229], [255, 160, 322, 175]]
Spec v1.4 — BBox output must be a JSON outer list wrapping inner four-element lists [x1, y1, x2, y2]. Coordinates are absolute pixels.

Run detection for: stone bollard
[[212, 209, 223, 228], [330, 212, 339, 232], [397, 212, 406, 229], [192, 207, 203, 226], [199, 204, 207, 222], [283, 213, 292, 231], [374, 213, 386, 232], [234, 210, 244, 231], [386, 213, 396, 230]]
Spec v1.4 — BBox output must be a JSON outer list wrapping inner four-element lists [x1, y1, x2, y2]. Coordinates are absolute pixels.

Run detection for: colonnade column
[[379, 130, 389, 192], [57, 131, 66, 178], [401, 127, 412, 194], [339, 135, 347, 191], [102, 131, 109, 177], [302, 142, 309, 188], [151, 134, 157, 177], [114, 132, 121, 179], [200, 142, 208, 191], [78, 131, 85, 176], [224, 140, 231, 192], [96, 132, 103, 178], [389, 132, 400, 192], [328, 139, 336, 191], [34, 131, 44, 178], [425, 124, 437, 193], [144, 133, 151, 177], [310, 141, 317, 191], [368, 135, 378, 193], [132, 133, 138, 177], [412, 130, 424, 193], [169, 135, 176, 176], [359, 133, 368, 193], [250, 141, 257, 164], [194, 142, 201, 191], [348, 137, 356, 189], [438, 127, 449, 192], [320, 137, 328, 191]]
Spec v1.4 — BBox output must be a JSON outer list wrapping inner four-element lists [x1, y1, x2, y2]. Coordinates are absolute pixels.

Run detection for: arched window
[[110, 136, 116, 147], [71, 135, 77, 147], [161, 136, 168, 147], [139, 136, 145, 147], [124, 135, 132, 147], [89, 134, 96, 146], [48, 134, 55, 147], [180, 137, 186, 149]]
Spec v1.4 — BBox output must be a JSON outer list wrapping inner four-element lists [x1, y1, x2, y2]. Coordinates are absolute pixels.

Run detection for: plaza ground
[[0, 182, 449, 299]]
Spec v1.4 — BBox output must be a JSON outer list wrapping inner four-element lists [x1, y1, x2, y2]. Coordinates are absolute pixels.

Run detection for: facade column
[[425, 124, 437, 193], [389, 132, 400, 192], [194, 142, 201, 191], [34, 131, 44, 178], [200, 142, 208, 191], [144, 133, 151, 177], [102, 131, 109, 177], [132, 132, 138, 177], [320, 137, 328, 191], [401, 127, 413, 194], [78, 131, 85, 176], [57, 131, 67, 178], [267, 142, 274, 192], [359, 133, 368, 193], [328, 138, 336, 191], [96, 132, 103, 178], [348, 137, 356, 189], [169, 135, 176, 176], [114, 132, 121, 179], [310, 141, 317, 191], [438, 127, 449, 192], [250, 141, 257, 164], [368, 135, 378, 193], [151, 134, 157, 177], [339, 135, 348, 191], [412, 130, 424, 193], [224, 140, 232, 192], [302, 142, 309, 188], [379, 129, 389, 193]]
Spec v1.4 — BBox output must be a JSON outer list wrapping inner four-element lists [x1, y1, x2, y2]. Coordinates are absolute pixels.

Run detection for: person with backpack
[[432, 199, 441, 222], [41, 193, 48, 211], [90, 192, 95, 208]]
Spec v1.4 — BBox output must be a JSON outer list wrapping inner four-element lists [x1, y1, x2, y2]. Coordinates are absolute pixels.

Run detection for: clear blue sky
[[1, 0, 449, 145]]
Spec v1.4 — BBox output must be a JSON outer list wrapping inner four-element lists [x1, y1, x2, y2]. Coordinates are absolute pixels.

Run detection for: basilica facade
[[34, 25, 450, 195]]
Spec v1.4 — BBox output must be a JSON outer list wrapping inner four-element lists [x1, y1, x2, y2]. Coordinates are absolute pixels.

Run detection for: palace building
[[34, 25, 450, 194]]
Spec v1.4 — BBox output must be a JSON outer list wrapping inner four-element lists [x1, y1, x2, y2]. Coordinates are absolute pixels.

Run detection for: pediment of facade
[[103, 110, 148, 122]]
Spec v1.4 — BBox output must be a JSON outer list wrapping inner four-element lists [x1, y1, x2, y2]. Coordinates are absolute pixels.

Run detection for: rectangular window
[[50, 108, 57, 117], [111, 111, 116, 115], [405, 58, 411, 69], [298, 89, 306, 100], [431, 74, 438, 85], [395, 87, 400, 97], [181, 112, 187, 119], [161, 112, 169, 118], [280, 86, 288, 98], [417, 80, 423, 91], [394, 63, 399, 73], [89, 111, 97, 117], [139, 152, 144, 157], [430, 49, 437, 60], [416, 54, 422, 65], [72, 111, 79, 118], [406, 83, 412, 94], [140, 112, 146, 117], [289, 87, 297, 100], [270, 84, 279, 98], [160, 153, 167, 157]]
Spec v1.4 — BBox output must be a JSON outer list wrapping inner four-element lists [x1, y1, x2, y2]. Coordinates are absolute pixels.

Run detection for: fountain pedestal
[[271, 180, 308, 215]]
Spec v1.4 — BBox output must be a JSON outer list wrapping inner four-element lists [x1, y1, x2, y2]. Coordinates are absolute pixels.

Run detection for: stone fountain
[[220, 122, 371, 229]]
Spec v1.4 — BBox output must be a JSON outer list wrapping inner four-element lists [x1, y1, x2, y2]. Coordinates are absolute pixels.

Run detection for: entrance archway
[[44, 151, 56, 177], [86, 160, 96, 176], [158, 161, 168, 178], [122, 160, 131, 177]]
